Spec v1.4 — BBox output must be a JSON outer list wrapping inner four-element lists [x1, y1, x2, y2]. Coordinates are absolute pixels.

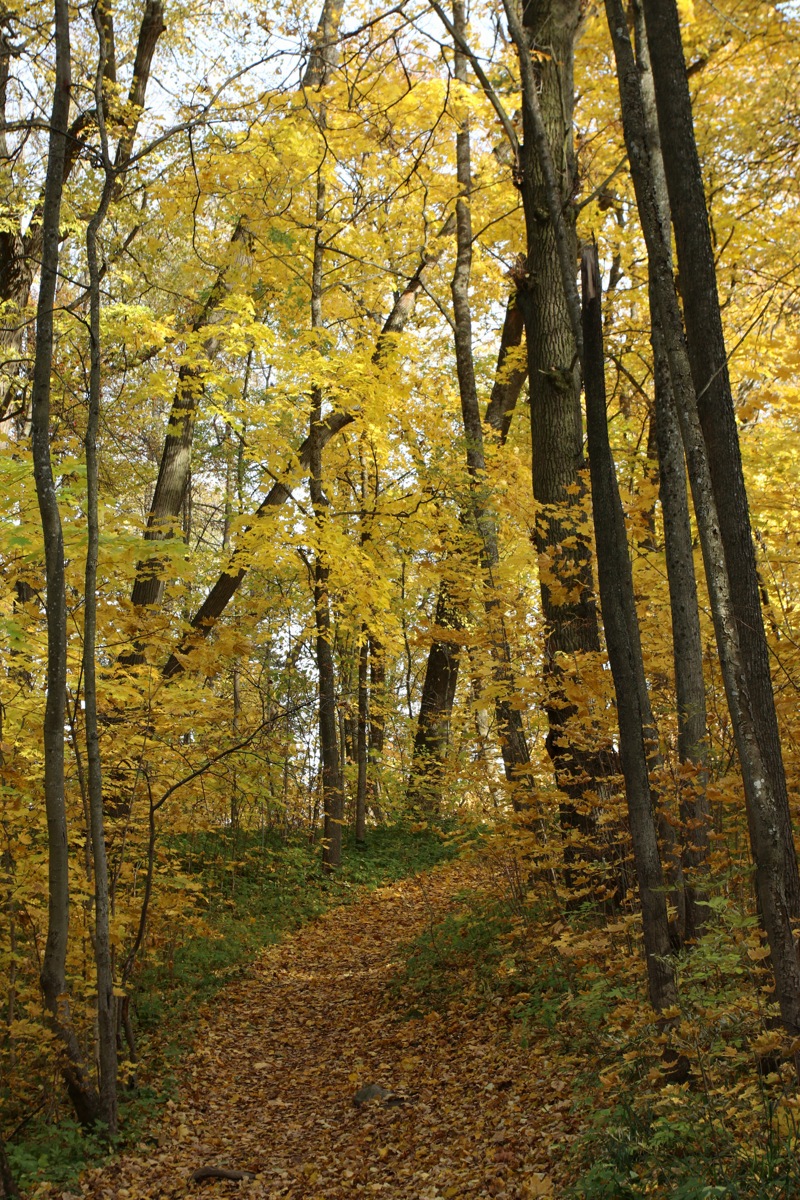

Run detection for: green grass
[[7, 821, 459, 1194], [134, 822, 459, 1027], [391, 888, 522, 1016]]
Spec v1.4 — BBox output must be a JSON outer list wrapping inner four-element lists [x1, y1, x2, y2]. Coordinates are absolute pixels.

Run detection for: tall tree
[[448, 0, 534, 807], [633, 0, 710, 940], [499, 0, 613, 853], [582, 244, 677, 1010], [640, 0, 800, 919], [304, 0, 346, 871], [81, 0, 121, 1134], [30, 0, 99, 1126], [604, 0, 800, 1033]]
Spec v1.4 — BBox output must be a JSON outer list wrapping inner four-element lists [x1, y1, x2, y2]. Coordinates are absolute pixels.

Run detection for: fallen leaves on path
[[74, 860, 579, 1199]]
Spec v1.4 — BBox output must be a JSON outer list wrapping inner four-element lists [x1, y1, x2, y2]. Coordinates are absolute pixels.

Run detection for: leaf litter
[[71, 858, 573, 1200]]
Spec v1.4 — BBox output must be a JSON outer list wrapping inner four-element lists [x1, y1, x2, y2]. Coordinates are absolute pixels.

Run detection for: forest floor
[[73, 857, 573, 1200]]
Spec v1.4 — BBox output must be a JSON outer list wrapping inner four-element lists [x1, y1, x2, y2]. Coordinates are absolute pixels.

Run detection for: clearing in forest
[[76, 860, 571, 1199]]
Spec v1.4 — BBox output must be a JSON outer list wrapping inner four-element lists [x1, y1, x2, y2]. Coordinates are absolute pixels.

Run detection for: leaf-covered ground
[[74, 859, 572, 1199]]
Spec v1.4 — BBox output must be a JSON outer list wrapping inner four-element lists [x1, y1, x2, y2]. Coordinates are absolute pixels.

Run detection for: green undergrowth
[[8, 821, 460, 1195], [133, 821, 460, 1044], [392, 876, 800, 1198]]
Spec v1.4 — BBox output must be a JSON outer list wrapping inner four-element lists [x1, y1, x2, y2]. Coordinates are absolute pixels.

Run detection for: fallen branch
[[191, 1165, 257, 1183]]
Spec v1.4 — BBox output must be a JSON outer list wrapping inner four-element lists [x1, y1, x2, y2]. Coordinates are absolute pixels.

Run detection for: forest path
[[78, 858, 572, 1200]]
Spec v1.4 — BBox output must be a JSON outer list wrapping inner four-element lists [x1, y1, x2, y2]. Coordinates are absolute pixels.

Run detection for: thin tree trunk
[[315, 548, 343, 869], [309, 250, 344, 870], [582, 244, 677, 1010], [368, 635, 386, 821], [449, 0, 533, 807], [81, 3, 118, 1133], [356, 631, 368, 845], [632, 0, 710, 940], [604, 0, 800, 1033], [306, 13, 345, 870], [30, 0, 99, 1126]]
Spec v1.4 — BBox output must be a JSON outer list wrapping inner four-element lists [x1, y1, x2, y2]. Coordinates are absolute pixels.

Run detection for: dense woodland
[[4, 0, 800, 1193]]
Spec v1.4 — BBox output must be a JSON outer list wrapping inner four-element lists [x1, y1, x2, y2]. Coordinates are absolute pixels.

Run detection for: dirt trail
[[77, 859, 574, 1199]]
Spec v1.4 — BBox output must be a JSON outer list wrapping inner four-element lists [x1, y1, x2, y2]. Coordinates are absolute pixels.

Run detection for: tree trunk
[[302, 0, 344, 88], [582, 245, 677, 1010], [81, 6, 118, 1133], [504, 0, 614, 852], [368, 635, 386, 820], [308, 168, 344, 873], [356, 631, 368, 845], [30, 0, 99, 1127], [449, 0, 533, 807], [0, 1135, 19, 1200], [406, 581, 463, 817], [632, 0, 710, 940], [604, 0, 800, 1033], [640, 0, 800, 920], [315, 551, 344, 870]]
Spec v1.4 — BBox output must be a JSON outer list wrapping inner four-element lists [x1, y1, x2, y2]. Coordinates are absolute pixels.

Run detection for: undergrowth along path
[[78, 859, 573, 1199]]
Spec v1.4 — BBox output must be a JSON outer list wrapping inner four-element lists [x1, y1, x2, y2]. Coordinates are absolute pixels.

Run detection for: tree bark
[[633, 0, 710, 940], [604, 0, 800, 1033], [30, 0, 100, 1127], [302, 0, 344, 88], [356, 631, 368, 845], [504, 0, 613, 849], [368, 635, 386, 820], [582, 245, 677, 1010], [406, 581, 463, 817], [448, 0, 533, 807], [640, 0, 800, 920], [81, 2, 118, 1133], [308, 164, 344, 873]]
